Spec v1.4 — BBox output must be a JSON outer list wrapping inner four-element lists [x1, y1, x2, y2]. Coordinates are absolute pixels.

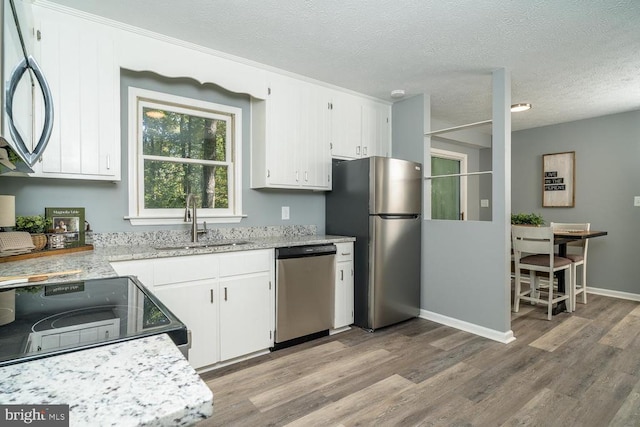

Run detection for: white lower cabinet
[[219, 273, 272, 361], [151, 280, 218, 370], [110, 249, 274, 370], [333, 242, 354, 330]]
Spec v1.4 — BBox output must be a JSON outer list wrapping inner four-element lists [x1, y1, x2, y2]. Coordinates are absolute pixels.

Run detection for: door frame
[[430, 148, 468, 221]]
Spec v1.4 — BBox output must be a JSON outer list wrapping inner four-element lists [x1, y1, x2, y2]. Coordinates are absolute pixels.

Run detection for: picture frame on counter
[[45, 207, 85, 247]]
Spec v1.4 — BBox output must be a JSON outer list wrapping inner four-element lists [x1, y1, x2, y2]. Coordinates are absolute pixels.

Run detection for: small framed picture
[[45, 207, 85, 247], [542, 152, 575, 207]]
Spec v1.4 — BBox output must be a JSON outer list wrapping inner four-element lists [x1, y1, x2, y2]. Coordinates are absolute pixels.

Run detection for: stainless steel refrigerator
[[326, 156, 422, 331]]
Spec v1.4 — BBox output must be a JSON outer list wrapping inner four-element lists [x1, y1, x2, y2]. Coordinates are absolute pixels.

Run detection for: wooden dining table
[[552, 229, 608, 315]]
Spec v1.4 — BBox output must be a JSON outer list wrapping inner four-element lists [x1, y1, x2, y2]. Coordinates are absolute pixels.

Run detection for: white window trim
[[126, 87, 243, 225], [430, 148, 468, 221]]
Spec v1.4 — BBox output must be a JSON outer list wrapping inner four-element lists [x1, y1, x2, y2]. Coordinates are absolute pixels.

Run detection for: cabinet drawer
[[335, 242, 354, 262], [219, 250, 272, 277], [154, 255, 219, 285]]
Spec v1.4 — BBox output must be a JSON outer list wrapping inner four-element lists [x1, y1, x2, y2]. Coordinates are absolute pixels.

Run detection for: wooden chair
[[512, 225, 573, 320], [550, 222, 590, 311]]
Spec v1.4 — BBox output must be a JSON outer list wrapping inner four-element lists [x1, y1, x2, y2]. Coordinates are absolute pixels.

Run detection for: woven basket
[[31, 233, 48, 251]]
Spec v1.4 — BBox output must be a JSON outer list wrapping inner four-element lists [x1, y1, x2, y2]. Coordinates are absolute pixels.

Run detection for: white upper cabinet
[[251, 73, 331, 191], [329, 90, 391, 160], [329, 91, 363, 159], [30, 5, 120, 180], [362, 101, 391, 158]]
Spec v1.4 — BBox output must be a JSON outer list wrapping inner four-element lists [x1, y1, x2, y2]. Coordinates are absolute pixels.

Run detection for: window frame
[[126, 87, 243, 225]]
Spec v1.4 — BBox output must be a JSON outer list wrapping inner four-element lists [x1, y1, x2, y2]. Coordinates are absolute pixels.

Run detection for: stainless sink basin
[[154, 241, 251, 251]]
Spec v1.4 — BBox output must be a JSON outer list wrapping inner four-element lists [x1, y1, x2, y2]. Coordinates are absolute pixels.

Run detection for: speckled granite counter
[[0, 334, 213, 426], [0, 229, 353, 426], [0, 234, 355, 283]]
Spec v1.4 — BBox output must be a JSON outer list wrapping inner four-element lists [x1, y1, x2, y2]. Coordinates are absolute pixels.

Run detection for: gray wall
[[391, 95, 425, 163], [479, 147, 492, 221], [393, 71, 512, 338], [1, 70, 326, 233], [422, 70, 511, 336], [512, 110, 640, 294]]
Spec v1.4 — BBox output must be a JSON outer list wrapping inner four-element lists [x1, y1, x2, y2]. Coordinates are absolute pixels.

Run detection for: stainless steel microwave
[[1, 0, 54, 174]]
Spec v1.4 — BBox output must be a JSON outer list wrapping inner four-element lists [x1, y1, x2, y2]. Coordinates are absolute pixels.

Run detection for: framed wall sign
[[542, 151, 575, 207]]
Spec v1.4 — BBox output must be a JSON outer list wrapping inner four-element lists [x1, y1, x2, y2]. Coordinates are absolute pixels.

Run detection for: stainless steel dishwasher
[[274, 244, 336, 348]]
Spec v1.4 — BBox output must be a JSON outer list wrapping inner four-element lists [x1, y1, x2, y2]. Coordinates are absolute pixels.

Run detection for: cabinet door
[[345, 260, 354, 325], [334, 242, 354, 329], [31, 6, 120, 180], [330, 91, 362, 159], [219, 272, 272, 361], [299, 83, 331, 190], [362, 101, 391, 158], [264, 75, 300, 188], [152, 281, 218, 370], [334, 260, 354, 328]]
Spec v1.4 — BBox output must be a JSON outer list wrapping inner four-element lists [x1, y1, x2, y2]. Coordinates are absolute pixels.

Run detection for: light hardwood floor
[[199, 294, 640, 426]]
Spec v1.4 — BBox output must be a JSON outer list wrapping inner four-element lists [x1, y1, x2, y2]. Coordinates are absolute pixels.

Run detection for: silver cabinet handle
[[224, 287, 228, 301], [106, 155, 111, 170], [363, 146, 368, 156], [304, 171, 308, 182], [356, 146, 361, 156], [340, 270, 344, 281], [210, 289, 214, 304]]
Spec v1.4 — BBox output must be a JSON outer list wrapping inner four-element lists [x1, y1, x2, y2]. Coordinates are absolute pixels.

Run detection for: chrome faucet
[[184, 193, 206, 242]]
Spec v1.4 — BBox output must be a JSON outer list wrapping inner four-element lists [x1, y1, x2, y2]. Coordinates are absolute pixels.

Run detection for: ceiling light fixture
[[510, 103, 532, 113], [390, 89, 406, 99]]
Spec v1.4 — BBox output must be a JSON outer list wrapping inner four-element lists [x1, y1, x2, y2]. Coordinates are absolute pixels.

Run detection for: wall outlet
[[634, 196, 640, 207], [480, 199, 490, 208], [281, 206, 290, 220]]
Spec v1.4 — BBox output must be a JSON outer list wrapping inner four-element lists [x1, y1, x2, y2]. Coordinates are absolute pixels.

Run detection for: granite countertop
[[0, 230, 353, 425], [0, 234, 355, 284], [0, 334, 213, 426]]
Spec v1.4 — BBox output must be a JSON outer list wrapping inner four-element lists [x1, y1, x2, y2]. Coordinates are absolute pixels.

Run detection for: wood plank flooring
[[198, 294, 640, 426]]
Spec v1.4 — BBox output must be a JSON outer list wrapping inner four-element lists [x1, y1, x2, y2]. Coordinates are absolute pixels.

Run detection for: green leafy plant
[[511, 213, 545, 226], [14, 215, 53, 234]]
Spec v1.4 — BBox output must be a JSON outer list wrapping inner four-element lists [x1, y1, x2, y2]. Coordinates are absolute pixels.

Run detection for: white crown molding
[[33, 0, 390, 104]]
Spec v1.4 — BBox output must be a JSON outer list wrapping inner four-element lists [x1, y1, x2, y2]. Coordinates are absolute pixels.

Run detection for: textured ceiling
[[46, 0, 640, 131]]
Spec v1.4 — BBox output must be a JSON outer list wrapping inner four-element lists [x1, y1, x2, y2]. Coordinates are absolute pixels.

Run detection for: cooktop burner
[[0, 276, 187, 367]]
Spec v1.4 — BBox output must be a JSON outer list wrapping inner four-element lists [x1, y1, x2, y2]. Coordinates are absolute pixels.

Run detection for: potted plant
[[14, 215, 53, 250], [511, 213, 545, 226]]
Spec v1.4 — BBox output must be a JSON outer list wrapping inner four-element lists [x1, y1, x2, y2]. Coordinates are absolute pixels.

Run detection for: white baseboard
[[419, 309, 516, 344], [586, 287, 640, 302]]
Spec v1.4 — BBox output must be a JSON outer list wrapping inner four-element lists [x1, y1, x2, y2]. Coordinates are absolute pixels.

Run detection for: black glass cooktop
[[0, 276, 188, 367]]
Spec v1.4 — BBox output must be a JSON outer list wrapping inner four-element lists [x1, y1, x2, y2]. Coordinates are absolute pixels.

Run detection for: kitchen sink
[[154, 241, 252, 251]]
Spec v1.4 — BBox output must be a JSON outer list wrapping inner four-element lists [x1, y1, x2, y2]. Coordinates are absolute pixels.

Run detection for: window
[[127, 88, 242, 225]]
